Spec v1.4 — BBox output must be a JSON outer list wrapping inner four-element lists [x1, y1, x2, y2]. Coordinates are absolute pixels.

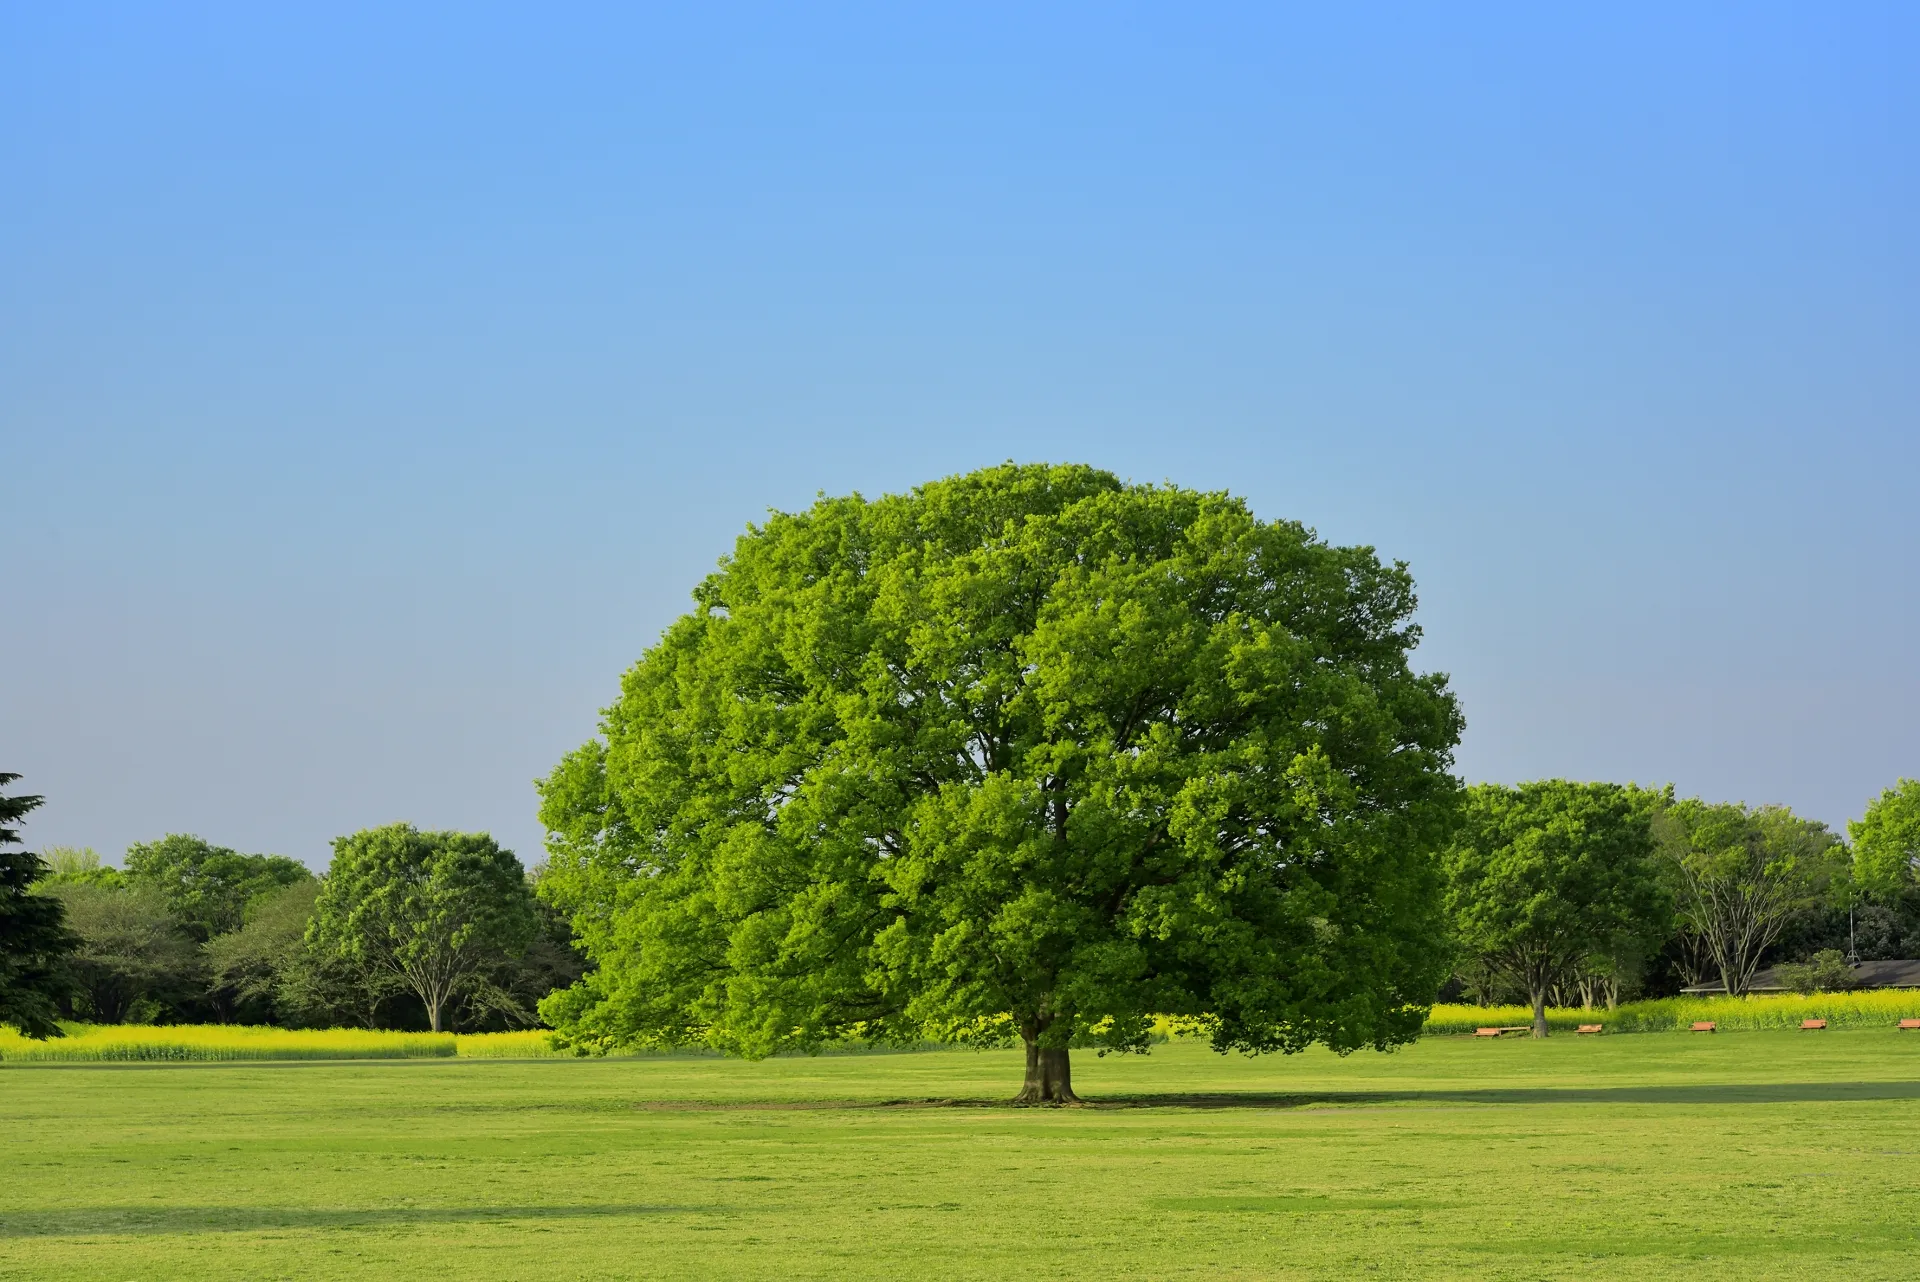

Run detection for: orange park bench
[[1473, 1026, 1531, 1038], [1576, 1024, 1603, 1035], [1801, 1019, 1827, 1031], [1690, 1022, 1717, 1033], [1899, 1019, 1920, 1031]]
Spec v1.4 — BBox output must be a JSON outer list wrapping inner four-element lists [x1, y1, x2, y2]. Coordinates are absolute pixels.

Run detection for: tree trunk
[[1530, 985, 1549, 1039], [1014, 1031, 1079, 1105]]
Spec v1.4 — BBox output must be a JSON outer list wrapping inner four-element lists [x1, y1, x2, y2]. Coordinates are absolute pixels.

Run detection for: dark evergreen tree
[[0, 774, 76, 1038]]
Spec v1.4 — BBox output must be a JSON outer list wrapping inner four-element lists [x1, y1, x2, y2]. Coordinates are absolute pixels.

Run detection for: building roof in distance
[[1680, 958, 1920, 994]]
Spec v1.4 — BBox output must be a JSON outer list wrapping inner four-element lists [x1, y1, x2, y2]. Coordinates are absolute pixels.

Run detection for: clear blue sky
[[6, 3, 1915, 869]]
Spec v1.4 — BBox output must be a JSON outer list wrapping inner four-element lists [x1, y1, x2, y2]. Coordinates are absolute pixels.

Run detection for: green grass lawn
[[6, 1031, 1920, 1279]]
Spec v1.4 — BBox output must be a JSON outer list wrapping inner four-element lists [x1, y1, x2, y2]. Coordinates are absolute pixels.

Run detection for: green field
[[6, 1032, 1920, 1280]]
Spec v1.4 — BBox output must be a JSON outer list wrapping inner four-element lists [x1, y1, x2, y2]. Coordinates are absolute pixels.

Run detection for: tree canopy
[[123, 834, 313, 943], [1443, 781, 1668, 1036], [1851, 779, 1920, 900], [536, 464, 1464, 1101], [309, 824, 539, 1032], [0, 775, 76, 1038]]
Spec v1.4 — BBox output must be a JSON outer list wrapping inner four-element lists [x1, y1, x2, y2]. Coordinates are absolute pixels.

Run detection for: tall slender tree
[[0, 775, 76, 1038]]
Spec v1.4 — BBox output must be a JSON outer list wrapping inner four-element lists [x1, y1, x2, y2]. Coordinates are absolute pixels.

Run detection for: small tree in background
[[47, 882, 201, 1024], [207, 878, 412, 1029], [206, 880, 332, 1024], [1655, 800, 1846, 996], [0, 775, 76, 1038], [310, 824, 538, 1032], [1775, 949, 1858, 995], [40, 847, 122, 887], [124, 834, 313, 943], [1443, 781, 1668, 1038]]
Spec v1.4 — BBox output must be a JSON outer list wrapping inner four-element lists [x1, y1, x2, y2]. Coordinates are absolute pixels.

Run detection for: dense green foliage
[[122, 834, 312, 942], [0, 775, 76, 1038], [311, 825, 541, 1032], [9, 1036, 1920, 1279], [1443, 781, 1669, 1034], [537, 464, 1464, 1099], [203, 879, 396, 1026], [1851, 779, 1920, 898]]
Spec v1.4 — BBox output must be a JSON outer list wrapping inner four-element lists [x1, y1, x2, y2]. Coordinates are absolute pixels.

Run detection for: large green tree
[[1, 775, 76, 1038], [309, 824, 539, 1032], [1443, 781, 1668, 1037], [1655, 800, 1846, 996], [537, 464, 1464, 1102], [1851, 780, 1920, 899], [123, 834, 312, 943]]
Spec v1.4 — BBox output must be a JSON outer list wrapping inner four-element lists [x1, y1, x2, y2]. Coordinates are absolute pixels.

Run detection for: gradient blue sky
[[6, 3, 1916, 869]]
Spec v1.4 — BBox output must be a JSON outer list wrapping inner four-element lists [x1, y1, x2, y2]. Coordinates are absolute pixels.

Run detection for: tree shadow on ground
[[0, 1204, 721, 1238], [1088, 1080, 1920, 1109], [632, 1079, 1920, 1111]]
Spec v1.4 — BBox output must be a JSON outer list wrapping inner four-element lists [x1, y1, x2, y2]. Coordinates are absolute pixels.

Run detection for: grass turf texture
[[7, 1034, 1920, 1279]]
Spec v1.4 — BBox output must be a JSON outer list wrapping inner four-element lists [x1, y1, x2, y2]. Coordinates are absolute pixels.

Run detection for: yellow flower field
[[10, 993, 1920, 1063], [0, 1024, 568, 1061], [1424, 989, 1920, 1035]]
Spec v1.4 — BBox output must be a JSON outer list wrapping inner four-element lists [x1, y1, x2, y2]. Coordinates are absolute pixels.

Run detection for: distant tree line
[[1442, 778, 1920, 1035], [7, 761, 1918, 1051], [0, 777, 582, 1037]]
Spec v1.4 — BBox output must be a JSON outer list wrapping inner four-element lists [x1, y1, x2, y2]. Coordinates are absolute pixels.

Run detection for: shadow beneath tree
[[631, 1079, 1920, 1111], [1090, 1080, 1920, 1109], [0, 1203, 725, 1238]]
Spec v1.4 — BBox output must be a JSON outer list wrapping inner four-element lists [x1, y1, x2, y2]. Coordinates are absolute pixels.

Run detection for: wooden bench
[[1576, 1024, 1602, 1035], [1801, 1018, 1827, 1031], [1472, 1026, 1531, 1038], [1899, 1019, 1920, 1031], [1690, 1021, 1716, 1033]]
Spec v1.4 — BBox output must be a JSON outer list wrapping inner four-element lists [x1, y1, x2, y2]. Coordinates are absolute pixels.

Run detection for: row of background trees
[[6, 771, 1918, 1038], [1443, 778, 1920, 1035], [12, 805, 581, 1034]]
